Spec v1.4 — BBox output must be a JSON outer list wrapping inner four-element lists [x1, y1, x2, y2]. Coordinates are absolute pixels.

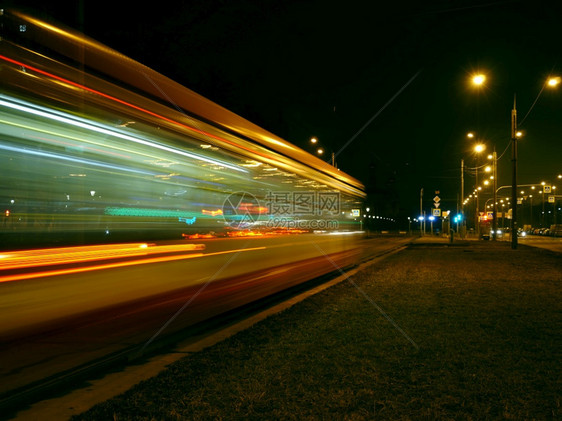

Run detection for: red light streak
[[0, 54, 272, 161]]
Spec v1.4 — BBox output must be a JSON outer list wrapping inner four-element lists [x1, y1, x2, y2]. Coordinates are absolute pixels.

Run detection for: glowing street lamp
[[548, 76, 561, 87], [309, 137, 335, 166], [473, 141, 486, 236], [472, 74, 486, 86], [508, 76, 558, 248]]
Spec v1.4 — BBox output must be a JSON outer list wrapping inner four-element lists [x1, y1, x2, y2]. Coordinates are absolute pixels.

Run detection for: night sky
[[6, 0, 562, 220]]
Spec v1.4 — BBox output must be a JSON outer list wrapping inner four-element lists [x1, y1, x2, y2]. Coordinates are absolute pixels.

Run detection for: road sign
[[548, 196, 555, 203], [544, 185, 551, 193], [433, 195, 440, 211], [433, 208, 441, 217]]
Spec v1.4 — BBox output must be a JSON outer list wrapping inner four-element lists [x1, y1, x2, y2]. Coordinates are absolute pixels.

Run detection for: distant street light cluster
[[458, 72, 560, 246]]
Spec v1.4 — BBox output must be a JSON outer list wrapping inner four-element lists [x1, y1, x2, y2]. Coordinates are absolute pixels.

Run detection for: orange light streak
[[182, 233, 216, 239], [0, 246, 266, 283], [201, 209, 223, 216], [0, 243, 205, 270], [227, 230, 264, 237]]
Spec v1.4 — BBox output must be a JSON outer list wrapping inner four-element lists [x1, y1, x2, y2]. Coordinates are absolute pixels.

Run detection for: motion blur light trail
[[0, 244, 266, 283], [0, 94, 247, 174], [0, 10, 369, 409], [0, 243, 205, 271]]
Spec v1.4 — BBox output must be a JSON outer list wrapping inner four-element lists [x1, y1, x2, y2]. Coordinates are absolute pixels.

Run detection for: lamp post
[[420, 188, 424, 236], [529, 194, 533, 227], [490, 150, 498, 240], [460, 158, 464, 237], [541, 181, 547, 227], [510, 77, 559, 248], [510, 96, 519, 249], [473, 142, 486, 237], [467, 74, 559, 247]]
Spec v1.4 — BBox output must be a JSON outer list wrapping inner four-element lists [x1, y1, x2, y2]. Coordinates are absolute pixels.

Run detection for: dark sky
[[6, 0, 562, 218]]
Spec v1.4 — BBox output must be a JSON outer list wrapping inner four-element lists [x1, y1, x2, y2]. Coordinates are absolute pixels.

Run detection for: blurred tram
[[0, 9, 364, 248], [0, 8, 365, 348]]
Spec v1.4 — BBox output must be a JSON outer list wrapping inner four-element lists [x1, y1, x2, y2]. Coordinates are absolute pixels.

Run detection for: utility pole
[[492, 150, 498, 241], [420, 188, 424, 236], [461, 159, 464, 217], [511, 95, 518, 249], [475, 164, 479, 237], [461, 159, 465, 238]]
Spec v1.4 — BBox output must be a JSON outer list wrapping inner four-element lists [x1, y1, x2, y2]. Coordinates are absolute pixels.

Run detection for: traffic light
[[453, 214, 463, 223]]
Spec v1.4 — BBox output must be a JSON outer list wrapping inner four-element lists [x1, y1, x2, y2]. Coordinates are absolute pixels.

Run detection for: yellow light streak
[[0, 246, 266, 283], [0, 243, 204, 270]]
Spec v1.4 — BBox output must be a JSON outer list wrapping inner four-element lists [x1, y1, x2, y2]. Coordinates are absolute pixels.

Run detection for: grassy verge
[[73, 242, 561, 420]]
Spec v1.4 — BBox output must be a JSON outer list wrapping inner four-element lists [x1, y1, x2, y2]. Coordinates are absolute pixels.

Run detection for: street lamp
[[460, 132, 477, 236], [508, 76, 558, 249], [510, 96, 521, 249], [485, 151, 498, 240], [472, 74, 486, 86], [547, 76, 560, 87], [467, 74, 558, 247], [473, 142, 486, 237], [461, 132, 494, 239], [309, 137, 335, 167]]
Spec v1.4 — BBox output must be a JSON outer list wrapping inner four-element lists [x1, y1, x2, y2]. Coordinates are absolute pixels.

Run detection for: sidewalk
[[62, 240, 562, 419]]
